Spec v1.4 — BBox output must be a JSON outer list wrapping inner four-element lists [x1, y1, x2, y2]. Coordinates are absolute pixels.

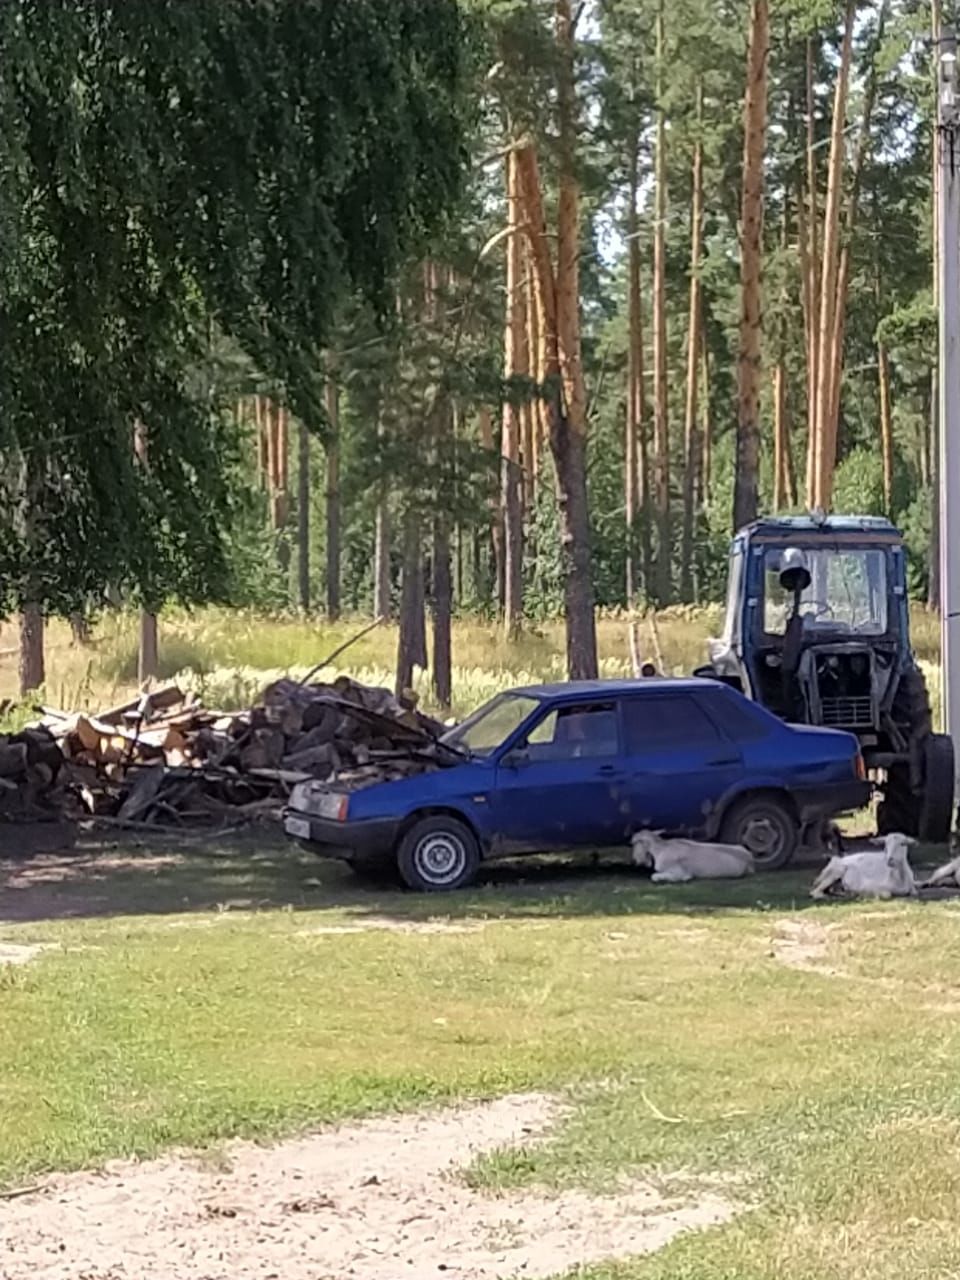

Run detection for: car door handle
[[597, 765, 622, 777], [707, 755, 739, 767]]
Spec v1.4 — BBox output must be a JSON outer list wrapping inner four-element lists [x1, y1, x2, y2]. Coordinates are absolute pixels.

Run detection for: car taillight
[[336, 795, 350, 822], [854, 752, 866, 780]]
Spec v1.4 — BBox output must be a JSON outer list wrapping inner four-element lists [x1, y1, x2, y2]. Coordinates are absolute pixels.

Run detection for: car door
[[491, 700, 629, 851], [620, 693, 743, 834]]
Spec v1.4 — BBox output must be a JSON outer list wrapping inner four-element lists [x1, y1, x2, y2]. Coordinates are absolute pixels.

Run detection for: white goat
[[809, 833, 917, 901], [631, 830, 755, 883], [919, 850, 960, 890]]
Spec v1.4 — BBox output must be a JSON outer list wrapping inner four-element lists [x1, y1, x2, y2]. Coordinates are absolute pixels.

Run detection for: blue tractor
[[696, 514, 955, 844]]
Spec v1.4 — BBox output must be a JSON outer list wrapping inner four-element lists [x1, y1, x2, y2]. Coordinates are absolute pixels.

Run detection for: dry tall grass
[[0, 604, 943, 725]]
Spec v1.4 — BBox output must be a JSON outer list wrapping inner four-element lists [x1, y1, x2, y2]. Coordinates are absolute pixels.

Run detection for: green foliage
[[0, 0, 469, 617]]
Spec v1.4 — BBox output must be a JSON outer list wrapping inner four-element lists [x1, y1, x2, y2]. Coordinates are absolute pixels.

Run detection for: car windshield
[[442, 693, 540, 758], [763, 548, 889, 636]]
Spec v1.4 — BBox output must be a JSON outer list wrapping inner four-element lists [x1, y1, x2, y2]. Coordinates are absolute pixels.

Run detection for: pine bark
[[652, 0, 672, 601], [680, 81, 704, 600], [18, 605, 44, 695], [134, 420, 158, 685], [733, 0, 769, 533], [803, 35, 820, 500], [513, 2, 598, 680], [626, 127, 651, 607], [700, 331, 712, 507], [878, 342, 894, 514], [502, 149, 525, 639], [297, 421, 311, 613], [930, 0, 942, 610], [809, 1, 856, 511], [826, 2, 886, 449], [324, 380, 341, 621], [432, 512, 452, 710], [396, 511, 425, 698]]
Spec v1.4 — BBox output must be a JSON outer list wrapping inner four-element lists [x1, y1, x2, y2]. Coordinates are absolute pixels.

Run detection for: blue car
[[282, 678, 869, 892]]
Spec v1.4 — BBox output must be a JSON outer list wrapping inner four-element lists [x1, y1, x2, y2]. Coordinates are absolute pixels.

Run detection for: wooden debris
[[8, 673, 455, 832]]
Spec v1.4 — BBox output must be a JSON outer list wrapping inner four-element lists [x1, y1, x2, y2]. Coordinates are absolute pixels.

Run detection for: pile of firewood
[[11, 676, 451, 831], [0, 723, 66, 820]]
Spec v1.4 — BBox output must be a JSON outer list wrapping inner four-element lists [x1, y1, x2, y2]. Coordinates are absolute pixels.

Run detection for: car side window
[[623, 695, 724, 753], [525, 702, 619, 761]]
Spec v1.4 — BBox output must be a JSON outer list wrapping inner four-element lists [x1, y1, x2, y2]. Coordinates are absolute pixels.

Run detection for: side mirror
[[502, 747, 529, 769]]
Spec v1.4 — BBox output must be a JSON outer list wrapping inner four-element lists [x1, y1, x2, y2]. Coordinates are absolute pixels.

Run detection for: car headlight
[[290, 782, 349, 821]]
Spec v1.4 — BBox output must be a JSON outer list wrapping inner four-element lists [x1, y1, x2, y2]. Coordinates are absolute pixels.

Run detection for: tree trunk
[[774, 197, 795, 512], [625, 129, 641, 608], [18, 605, 44, 695], [680, 80, 704, 600], [810, 1, 856, 511], [514, 8, 599, 681], [826, 2, 886, 451], [432, 514, 452, 710], [522, 239, 541, 499], [700, 330, 712, 507], [396, 511, 425, 698], [773, 360, 789, 511], [374, 498, 392, 620], [297, 422, 311, 613], [652, 0, 672, 602], [803, 35, 821, 500], [502, 149, 525, 639], [132, 420, 159, 685], [255, 394, 268, 487], [733, 0, 769, 533], [70, 612, 92, 646], [138, 610, 159, 687], [930, 0, 942, 611], [276, 405, 291, 579], [324, 380, 341, 621], [878, 342, 894, 514]]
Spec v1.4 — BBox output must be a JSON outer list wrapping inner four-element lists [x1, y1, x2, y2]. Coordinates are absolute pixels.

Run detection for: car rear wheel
[[396, 816, 480, 893], [719, 795, 798, 871]]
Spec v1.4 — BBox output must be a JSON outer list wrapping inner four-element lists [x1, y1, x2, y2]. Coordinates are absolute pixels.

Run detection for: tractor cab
[[699, 514, 954, 843]]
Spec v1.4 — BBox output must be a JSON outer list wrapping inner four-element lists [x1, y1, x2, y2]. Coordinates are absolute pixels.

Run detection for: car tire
[[719, 795, 798, 871], [396, 816, 480, 893]]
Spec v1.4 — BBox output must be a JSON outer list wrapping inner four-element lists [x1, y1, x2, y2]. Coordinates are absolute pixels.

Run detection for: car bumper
[[282, 808, 400, 861], [794, 780, 872, 823]]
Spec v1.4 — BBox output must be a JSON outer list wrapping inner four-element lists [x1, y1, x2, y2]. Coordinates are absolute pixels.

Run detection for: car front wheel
[[719, 795, 798, 871], [396, 816, 481, 893]]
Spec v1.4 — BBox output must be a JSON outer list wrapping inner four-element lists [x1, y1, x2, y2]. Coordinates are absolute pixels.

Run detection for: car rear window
[[622, 695, 723, 752]]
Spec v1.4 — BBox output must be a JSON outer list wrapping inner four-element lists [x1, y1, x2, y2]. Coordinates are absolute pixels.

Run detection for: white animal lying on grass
[[919, 851, 960, 889], [809, 832, 917, 901], [631, 830, 754, 883]]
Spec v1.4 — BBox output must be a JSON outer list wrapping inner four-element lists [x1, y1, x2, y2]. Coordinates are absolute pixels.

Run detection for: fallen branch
[[297, 617, 384, 688]]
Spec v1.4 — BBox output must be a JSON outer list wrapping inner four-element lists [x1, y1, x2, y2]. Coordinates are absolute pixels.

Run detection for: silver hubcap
[[414, 833, 466, 884], [741, 816, 780, 859]]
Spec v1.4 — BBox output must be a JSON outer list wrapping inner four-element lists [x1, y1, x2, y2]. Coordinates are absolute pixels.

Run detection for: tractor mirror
[[779, 547, 811, 595]]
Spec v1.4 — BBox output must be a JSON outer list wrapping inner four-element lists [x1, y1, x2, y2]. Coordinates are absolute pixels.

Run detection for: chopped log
[[0, 744, 28, 777], [117, 765, 166, 822], [282, 743, 342, 774]]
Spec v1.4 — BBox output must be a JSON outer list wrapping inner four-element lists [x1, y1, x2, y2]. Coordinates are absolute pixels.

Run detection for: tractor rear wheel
[[918, 734, 955, 845]]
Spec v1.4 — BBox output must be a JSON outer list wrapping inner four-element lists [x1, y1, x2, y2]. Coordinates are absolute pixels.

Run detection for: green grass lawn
[[3, 837, 960, 1277]]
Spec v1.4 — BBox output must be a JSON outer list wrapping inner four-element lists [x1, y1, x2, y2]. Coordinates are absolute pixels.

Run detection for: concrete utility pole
[[938, 25, 960, 780]]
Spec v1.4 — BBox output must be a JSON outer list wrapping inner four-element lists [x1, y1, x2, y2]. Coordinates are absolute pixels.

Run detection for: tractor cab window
[[762, 548, 888, 636]]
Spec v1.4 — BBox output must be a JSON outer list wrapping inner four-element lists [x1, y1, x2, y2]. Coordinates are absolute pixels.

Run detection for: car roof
[[510, 678, 725, 701]]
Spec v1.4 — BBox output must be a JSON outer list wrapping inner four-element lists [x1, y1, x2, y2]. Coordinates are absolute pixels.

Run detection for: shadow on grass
[[0, 828, 852, 925]]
